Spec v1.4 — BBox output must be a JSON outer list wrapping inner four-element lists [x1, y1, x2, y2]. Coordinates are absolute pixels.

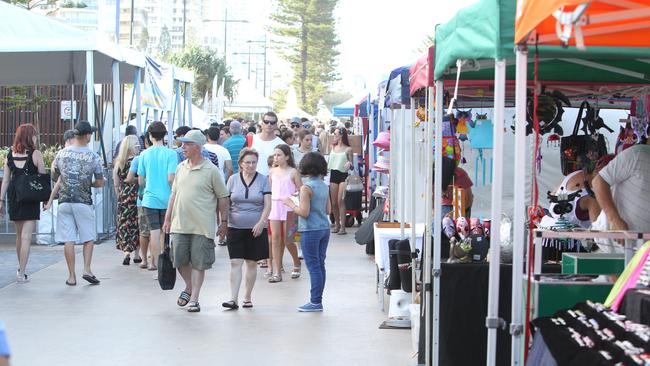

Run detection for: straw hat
[[373, 131, 391, 151]]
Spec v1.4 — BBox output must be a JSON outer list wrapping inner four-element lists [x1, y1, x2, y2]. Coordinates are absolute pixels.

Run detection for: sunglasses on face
[[262, 119, 277, 125], [291, 124, 300, 128]]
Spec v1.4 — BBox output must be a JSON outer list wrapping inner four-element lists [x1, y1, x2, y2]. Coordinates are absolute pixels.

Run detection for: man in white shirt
[[252, 111, 285, 176], [593, 139, 650, 234], [204, 126, 233, 183]]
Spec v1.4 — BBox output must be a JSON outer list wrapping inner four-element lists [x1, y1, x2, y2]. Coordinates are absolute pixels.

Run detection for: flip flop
[[133, 258, 143, 264], [242, 301, 253, 308], [65, 280, 76, 286], [139, 263, 149, 269], [82, 274, 100, 285], [222, 301, 239, 310]]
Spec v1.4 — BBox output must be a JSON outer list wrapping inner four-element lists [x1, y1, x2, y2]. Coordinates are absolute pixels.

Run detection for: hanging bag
[[560, 101, 607, 175], [157, 234, 176, 290], [12, 152, 51, 203]]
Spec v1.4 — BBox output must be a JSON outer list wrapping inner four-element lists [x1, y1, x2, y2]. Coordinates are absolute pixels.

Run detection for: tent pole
[[511, 46, 528, 366], [432, 79, 444, 366], [111, 60, 120, 163], [400, 104, 406, 240], [410, 98, 417, 300], [423, 86, 434, 366], [135, 67, 142, 135], [85, 51, 95, 151], [486, 59, 506, 366], [187, 83, 193, 128], [176, 81, 183, 126], [389, 107, 395, 221]]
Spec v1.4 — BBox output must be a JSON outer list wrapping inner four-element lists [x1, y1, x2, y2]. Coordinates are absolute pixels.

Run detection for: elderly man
[[163, 130, 229, 313], [54, 121, 105, 285]]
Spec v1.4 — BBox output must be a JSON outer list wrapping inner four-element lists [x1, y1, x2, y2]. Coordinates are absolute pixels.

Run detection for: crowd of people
[[0, 111, 357, 314]]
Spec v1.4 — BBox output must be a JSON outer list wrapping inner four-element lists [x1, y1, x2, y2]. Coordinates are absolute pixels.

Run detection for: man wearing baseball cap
[[53, 121, 104, 285], [163, 130, 230, 312]]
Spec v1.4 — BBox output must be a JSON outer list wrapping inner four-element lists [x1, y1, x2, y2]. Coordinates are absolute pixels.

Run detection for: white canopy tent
[[278, 87, 313, 120], [224, 77, 273, 114], [0, 2, 194, 159]]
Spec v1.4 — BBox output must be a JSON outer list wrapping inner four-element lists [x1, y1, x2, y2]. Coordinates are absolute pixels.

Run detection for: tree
[[270, 0, 340, 114], [168, 45, 238, 104], [270, 88, 288, 112], [158, 25, 171, 60]]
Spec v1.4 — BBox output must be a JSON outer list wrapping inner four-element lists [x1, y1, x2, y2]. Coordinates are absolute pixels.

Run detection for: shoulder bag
[[560, 101, 608, 175]]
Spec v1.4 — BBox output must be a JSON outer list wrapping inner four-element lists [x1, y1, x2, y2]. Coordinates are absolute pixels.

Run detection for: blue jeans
[[300, 229, 330, 304]]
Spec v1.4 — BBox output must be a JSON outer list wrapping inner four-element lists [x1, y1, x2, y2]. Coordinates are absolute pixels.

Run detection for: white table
[[373, 223, 426, 276]]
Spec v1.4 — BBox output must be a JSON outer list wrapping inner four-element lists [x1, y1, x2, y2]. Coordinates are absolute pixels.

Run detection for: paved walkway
[[0, 230, 414, 365]]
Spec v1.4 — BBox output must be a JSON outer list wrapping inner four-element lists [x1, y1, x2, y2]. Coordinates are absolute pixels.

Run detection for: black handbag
[[158, 234, 176, 290], [560, 101, 608, 175], [14, 172, 51, 203]]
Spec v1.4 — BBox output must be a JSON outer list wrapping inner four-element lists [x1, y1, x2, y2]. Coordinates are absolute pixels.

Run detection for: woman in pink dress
[[268, 144, 302, 283]]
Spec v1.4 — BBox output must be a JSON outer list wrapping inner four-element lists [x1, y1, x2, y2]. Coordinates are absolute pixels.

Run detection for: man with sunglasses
[[251, 111, 285, 176], [290, 117, 301, 131]]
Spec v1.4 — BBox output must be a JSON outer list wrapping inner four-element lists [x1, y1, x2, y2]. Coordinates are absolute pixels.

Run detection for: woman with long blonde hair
[[112, 135, 140, 264]]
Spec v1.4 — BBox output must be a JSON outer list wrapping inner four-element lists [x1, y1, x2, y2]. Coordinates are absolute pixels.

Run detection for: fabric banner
[[142, 56, 173, 111]]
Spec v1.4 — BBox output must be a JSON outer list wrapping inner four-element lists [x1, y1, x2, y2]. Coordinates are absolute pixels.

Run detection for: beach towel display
[[604, 241, 650, 311]]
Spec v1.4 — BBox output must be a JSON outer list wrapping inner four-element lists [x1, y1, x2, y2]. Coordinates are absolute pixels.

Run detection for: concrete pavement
[[0, 229, 414, 366]]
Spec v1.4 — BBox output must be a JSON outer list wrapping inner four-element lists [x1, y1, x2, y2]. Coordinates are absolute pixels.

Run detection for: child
[[267, 144, 302, 283], [283, 152, 331, 312]]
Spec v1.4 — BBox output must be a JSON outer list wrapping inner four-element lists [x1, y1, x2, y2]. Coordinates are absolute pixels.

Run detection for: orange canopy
[[515, 0, 650, 47]]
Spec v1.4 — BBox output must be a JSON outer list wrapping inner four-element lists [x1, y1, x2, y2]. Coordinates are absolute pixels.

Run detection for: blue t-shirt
[[0, 321, 10, 357], [129, 156, 143, 207], [223, 135, 246, 174], [137, 146, 178, 209]]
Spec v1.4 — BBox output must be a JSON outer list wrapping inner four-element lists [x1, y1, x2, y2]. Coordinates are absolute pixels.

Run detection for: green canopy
[[433, 0, 650, 89], [433, 0, 514, 80]]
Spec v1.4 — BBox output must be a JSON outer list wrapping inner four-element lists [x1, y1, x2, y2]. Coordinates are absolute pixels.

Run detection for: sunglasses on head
[[262, 119, 277, 125]]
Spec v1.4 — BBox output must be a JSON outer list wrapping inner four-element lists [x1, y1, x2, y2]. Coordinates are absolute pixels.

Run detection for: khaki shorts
[[171, 234, 216, 270], [137, 206, 150, 237], [56, 202, 96, 244]]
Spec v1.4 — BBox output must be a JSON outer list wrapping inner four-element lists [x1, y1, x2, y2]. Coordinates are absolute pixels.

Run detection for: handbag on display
[[560, 101, 608, 175], [14, 172, 51, 203], [157, 234, 176, 290]]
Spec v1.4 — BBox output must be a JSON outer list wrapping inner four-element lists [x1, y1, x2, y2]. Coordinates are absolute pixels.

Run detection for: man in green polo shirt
[[163, 130, 230, 313]]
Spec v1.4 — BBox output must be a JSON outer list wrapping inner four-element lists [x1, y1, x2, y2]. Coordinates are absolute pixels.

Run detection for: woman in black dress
[[0, 124, 46, 283]]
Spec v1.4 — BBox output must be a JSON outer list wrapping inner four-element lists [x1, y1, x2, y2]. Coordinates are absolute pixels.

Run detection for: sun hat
[[177, 129, 206, 146], [373, 131, 390, 151], [374, 154, 390, 172]]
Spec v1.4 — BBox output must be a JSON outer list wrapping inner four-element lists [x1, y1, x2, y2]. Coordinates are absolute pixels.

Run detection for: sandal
[[187, 301, 201, 313], [147, 266, 157, 271], [242, 301, 253, 308], [268, 275, 282, 283], [222, 300, 239, 310], [122, 255, 131, 266], [337, 228, 347, 235], [177, 291, 191, 307], [139, 262, 149, 269], [331, 224, 340, 233], [291, 265, 301, 279], [259, 260, 268, 268], [133, 257, 143, 264]]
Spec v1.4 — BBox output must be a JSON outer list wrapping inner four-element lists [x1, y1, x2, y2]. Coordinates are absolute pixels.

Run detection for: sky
[[333, 0, 480, 95]]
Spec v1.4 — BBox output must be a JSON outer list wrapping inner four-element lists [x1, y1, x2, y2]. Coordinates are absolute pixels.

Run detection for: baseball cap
[[177, 129, 206, 146], [73, 121, 97, 135], [63, 129, 75, 141]]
